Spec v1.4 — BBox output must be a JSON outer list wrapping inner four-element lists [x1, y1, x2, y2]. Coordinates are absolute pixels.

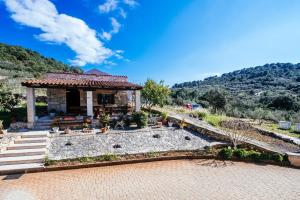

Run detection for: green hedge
[[218, 147, 284, 163]]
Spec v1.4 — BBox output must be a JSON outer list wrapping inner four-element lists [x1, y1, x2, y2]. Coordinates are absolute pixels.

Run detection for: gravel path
[[48, 127, 218, 160]]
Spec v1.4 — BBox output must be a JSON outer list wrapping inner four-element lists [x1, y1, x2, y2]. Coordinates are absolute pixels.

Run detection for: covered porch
[[22, 72, 142, 129], [24, 87, 141, 128]]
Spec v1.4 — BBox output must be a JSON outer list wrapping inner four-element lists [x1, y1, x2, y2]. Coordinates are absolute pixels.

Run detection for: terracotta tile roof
[[21, 73, 142, 90]]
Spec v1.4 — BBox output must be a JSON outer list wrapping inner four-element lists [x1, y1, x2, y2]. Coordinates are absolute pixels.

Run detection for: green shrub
[[247, 150, 262, 162], [132, 111, 148, 128], [233, 149, 248, 159], [100, 154, 118, 161], [260, 152, 272, 160], [203, 114, 224, 127], [161, 112, 168, 121], [272, 153, 283, 162], [218, 147, 233, 160], [196, 111, 207, 120]]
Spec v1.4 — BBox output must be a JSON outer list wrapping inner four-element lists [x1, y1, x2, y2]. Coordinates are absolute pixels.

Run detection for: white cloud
[[4, 0, 113, 66], [110, 17, 121, 33], [101, 17, 121, 41], [119, 8, 127, 19], [99, 0, 118, 13], [101, 31, 112, 41], [123, 0, 138, 7]]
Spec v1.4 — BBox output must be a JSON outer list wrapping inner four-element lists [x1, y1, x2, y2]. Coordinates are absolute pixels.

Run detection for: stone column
[[86, 91, 93, 117], [135, 90, 141, 112], [26, 87, 35, 128]]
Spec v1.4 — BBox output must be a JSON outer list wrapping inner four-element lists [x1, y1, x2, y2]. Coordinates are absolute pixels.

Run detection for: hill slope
[[171, 63, 300, 120], [173, 63, 300, 95], [0, 43, 81, 94]]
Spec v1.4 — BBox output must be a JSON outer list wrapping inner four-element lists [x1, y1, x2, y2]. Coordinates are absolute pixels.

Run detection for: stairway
[[34, 118, 53, 130], [0, 132, 48, 175]]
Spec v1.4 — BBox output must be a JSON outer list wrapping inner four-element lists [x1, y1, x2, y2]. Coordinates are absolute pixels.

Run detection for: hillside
[[0, 43, 81, 94], [173, 63, 300, 95], [171, 63, 300, 121]]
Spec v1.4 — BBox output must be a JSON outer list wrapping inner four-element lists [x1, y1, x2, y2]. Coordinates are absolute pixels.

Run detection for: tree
[[0, 83, 20, 111], [268, 96, 297, 111], [202, 89, 226, 113], [141, 79, 171, 110]]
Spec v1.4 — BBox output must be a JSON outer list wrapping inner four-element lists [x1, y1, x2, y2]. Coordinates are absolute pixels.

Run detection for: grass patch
[[145, 151, 160, 158], [260, 123, 300, 138], [203, 114, 226, 127]]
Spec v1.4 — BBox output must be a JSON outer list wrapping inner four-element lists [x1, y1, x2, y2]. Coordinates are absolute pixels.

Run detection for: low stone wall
[[256, 127, 300, 146], [164, 113, 286, 154]]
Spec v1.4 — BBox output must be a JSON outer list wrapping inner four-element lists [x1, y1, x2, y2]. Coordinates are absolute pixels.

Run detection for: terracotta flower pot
[[157, 121, 163, 128], [101, 127, 107, 133]]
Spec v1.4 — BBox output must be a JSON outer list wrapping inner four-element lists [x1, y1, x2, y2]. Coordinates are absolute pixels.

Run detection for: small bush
[[203, 114, 224, 127], [218, 147, 233, 160], [132, 111, 148, 128], [247, 150, 262, 162], [145, 151, 160, 158], [233, 149, 248, 159], [99, 154, 118, 161], [161, 112, 168, 121], [260, 152, 272, 160], [272, 153, 283, 162], [196, 111, 207, 120]]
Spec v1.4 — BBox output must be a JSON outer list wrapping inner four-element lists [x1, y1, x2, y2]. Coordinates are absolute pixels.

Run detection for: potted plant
[[82, 123, 93, 133], [132, 111, 148, 128], [64, 127, 71, 134], [100, 114, 110, 133], [178, 118, 187, 129], [161, 112, 168, 125], [52, 126, 59, 133], [49, 109, 56, 118], [0, 120, 4, 135], [168, 120, 174, 127], [157, 121, 163, 128]]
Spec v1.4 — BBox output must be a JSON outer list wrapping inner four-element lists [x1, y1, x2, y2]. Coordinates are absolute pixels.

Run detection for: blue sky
[[1, 0, 300, 85]]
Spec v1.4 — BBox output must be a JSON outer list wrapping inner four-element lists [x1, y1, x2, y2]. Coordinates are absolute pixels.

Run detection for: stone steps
[[0, 132, 48, 174], [0, 155, 45, 166], [7, 143, 47, 150], [0, 163, 44, 175], [21, 132, 48, 139], [0, 148, 46, 158], [14, 138, 47, 144]]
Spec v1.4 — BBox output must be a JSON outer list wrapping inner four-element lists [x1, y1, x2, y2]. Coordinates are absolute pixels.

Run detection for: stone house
[[21, 69, 142, 128]]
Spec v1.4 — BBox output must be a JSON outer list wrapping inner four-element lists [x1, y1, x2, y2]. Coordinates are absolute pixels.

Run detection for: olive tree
[[202, 89, 226, 113], [141, 79, 171, 110], [0, 83, 20, 111]]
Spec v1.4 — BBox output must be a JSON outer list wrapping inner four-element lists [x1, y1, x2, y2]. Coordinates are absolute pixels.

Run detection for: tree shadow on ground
[[192, 159, 234, 168]]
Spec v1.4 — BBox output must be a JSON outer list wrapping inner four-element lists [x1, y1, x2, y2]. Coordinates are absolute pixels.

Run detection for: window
[[97, 94, 115, 104]]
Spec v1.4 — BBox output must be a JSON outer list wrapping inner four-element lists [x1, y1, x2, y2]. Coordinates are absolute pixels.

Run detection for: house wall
[[79, 89, 131, 106], [47, 88, 134, 114], [47, 88, 67, 112]]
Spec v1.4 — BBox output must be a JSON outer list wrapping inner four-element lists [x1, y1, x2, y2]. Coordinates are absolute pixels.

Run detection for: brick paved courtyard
[[0, 160, 300, 200]]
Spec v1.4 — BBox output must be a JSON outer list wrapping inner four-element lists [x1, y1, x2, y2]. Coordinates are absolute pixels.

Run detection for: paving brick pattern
[[0, 160, 300, 200]]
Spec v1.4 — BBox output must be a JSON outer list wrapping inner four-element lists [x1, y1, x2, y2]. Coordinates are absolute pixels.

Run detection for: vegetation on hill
[[0, 43, 82, 78], [171, 63, 300, 122], [0, 43, 82, 94]]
